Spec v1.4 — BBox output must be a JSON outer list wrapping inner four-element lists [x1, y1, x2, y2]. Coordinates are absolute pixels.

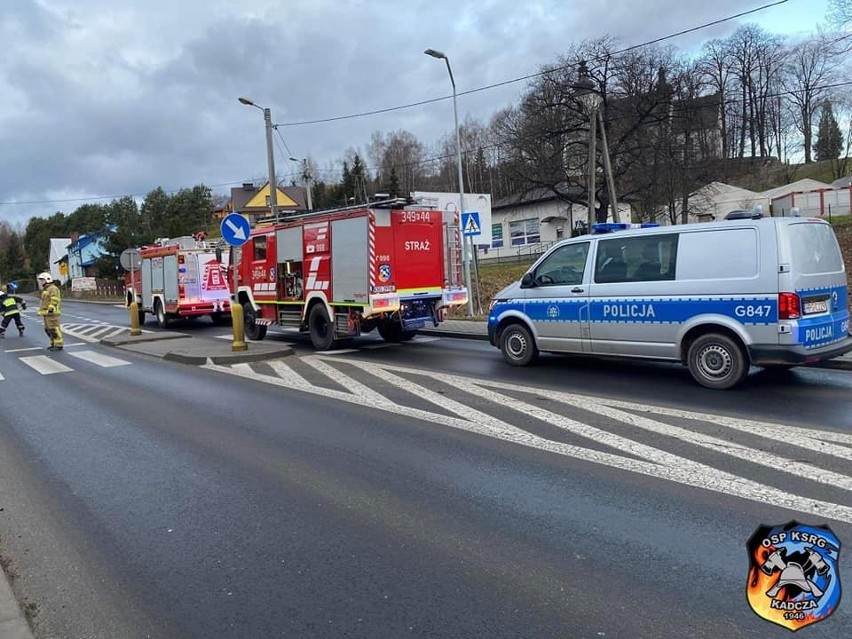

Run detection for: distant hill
[[713, 157, 851, 193]]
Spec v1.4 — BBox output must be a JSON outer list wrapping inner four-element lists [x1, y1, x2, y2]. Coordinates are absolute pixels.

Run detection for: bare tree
[[783, 32, 839, 163], [828, 0, 852, 28], [723, 24, 785, 159], [699, 38, 734, 159]]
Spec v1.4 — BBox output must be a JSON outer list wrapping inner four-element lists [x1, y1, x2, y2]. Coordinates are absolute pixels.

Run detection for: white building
[[481, 188, 628, 262]]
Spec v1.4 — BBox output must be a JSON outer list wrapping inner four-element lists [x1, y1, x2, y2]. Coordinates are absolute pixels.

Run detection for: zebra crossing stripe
[[204, 356, 852, 524], [67, 350, 132, 368], [20, 356, 74, 375]]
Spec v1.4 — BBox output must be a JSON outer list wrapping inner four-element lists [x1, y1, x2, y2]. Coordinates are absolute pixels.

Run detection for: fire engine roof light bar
[[424, 47, 474, 316], [238, 96, 278, 220]]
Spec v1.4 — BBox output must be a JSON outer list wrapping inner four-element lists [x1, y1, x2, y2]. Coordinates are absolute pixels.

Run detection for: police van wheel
[[687, 333, 748, 390], [500, 323, 538, 366], [308, 303, 337, 351]]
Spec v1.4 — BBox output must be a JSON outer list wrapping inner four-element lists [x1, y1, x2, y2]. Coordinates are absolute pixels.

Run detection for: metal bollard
[[128, 299, 142, 336], [230, 299, 247, 352]]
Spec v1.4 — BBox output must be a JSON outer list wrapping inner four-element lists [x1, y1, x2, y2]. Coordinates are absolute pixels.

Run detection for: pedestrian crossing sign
[[461, 211, 481, 237]]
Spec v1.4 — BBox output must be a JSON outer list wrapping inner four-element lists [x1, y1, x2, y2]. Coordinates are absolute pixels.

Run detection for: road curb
[[0, 569, 35, 639], [164, 347, 294, 366], [101, 332, 190, 347]]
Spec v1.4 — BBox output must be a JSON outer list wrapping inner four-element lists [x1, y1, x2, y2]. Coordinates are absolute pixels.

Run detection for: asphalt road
[[0, 299, 849, 638]]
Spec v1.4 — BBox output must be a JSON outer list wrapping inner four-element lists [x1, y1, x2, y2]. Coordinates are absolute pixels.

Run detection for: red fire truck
[[125, 235, 231, 327], [231, 199, 468, 349]]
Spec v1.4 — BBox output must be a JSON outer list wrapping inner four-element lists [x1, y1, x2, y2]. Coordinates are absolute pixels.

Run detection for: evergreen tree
[[350, 154, 368, 203], [340, 161, 355, 205], [814, 101, 843, 162], [381, 167, 401, 197]]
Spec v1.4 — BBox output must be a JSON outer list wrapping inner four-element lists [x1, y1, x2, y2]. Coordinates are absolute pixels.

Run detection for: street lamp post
[[573, 62, 619, 227], [238, 97, 278, 219], [424, 48, 475, 317]]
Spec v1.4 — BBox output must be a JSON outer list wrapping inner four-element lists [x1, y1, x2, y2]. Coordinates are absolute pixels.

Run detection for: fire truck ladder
[[443, 222, 463, 288]]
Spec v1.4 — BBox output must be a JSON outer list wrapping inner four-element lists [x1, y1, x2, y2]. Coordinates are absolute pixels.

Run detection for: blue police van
[[487, 217, 852, 389]]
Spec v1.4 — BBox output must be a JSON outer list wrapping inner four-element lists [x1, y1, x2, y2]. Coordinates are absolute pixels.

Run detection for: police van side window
[[677, 229, 758, 279], [532, 242, 589, 286], [594, 234, 678, 283]]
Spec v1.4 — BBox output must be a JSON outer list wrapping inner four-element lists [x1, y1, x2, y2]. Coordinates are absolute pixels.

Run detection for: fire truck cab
[[231, 199, 468, 350]]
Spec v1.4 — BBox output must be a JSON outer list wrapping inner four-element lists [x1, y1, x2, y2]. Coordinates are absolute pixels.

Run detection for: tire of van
[[500, 323, 538, 366], [308, 303, 337, 351], [687, 333, 748, 390]]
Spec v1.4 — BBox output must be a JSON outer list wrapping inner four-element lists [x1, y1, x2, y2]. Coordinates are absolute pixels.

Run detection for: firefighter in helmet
[[0, 286, 26, 337], [36, 272, 64, 351]]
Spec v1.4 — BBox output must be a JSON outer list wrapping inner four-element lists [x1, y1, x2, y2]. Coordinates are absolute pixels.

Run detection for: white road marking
[[67, 350, 131, 368], [204, 356, 852, 524], [297, 358, 389, 405], [0, 371, 4, 381], [3, 347, 43, 353], [20, 355, 74, 375]]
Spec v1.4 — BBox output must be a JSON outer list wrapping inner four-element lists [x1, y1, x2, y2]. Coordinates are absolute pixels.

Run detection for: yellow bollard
[[230, 299, 247, 352], [129, 300, 142, 336]]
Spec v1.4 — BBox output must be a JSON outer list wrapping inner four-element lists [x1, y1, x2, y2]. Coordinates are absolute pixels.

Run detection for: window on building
[[491, 223, 504, 248], [253, 235, 267, 261], [509, 218, 540, 246]]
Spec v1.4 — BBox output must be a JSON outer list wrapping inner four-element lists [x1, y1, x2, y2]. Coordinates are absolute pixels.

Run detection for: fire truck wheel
[[378, 323, 417, 342], [155, 300, 169, 328], [243, 304, 267, 341], [210, 312, 230, 326], [308, 303, 337, 351]]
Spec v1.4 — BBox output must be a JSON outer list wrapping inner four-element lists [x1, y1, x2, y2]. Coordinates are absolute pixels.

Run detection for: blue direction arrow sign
[[461, 211, 481, 237], [221, 213, 251, 246]]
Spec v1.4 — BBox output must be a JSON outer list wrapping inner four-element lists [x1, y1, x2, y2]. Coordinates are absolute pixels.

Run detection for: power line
[[287, 77, 852, 176], [275, 0, 790, 128], [3, 75, 848, 207], [3, 0, 831, 208]]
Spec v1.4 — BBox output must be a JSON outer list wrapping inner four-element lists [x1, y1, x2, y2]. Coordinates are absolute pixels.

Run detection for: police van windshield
[[789, 223, 844, 275]]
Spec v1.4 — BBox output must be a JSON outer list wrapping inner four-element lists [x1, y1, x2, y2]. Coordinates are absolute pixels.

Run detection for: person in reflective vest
[[0, 287, 26, 337], [36, 272, 64, 351]]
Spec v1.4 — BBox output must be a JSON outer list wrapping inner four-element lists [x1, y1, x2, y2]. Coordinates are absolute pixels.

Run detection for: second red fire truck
[[230, 198, 468, 350], [126, 235, 231, 327]]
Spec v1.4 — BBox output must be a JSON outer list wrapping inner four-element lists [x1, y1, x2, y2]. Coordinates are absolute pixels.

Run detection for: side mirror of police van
[[520, 272, 535, 288]]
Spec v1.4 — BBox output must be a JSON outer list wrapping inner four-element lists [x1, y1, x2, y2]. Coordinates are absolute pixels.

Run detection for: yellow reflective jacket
[[1, 295, 21, 316], [39, 283, 62, 316]]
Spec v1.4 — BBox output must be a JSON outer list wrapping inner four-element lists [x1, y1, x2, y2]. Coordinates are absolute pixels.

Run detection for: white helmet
[[37, 272, 52, 287]]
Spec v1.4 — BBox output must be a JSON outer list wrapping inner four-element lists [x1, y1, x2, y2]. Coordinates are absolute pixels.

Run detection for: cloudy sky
[[0, 0, 832, 228]]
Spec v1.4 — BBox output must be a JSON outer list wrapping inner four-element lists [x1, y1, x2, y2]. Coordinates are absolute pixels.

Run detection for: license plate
[[804, 299, 828, 314]]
